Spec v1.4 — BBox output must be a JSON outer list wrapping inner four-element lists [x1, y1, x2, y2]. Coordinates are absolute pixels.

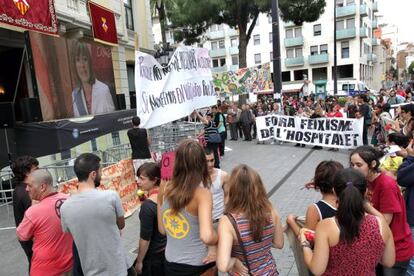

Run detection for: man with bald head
[[16, 169, 73, 276]]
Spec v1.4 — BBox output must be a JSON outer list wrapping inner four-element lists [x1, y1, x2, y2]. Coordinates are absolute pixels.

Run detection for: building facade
[[193, 0, 383, 96]]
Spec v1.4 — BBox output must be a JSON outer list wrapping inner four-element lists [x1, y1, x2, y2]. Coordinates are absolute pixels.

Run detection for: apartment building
[[200, 0, 382, 96]]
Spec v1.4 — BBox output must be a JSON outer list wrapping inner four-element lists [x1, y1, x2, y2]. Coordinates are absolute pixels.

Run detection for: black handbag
[[225, 213, 253, 276]]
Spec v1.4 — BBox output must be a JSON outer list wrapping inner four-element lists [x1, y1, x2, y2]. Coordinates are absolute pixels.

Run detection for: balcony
[[336, 4, 357, 18], [208, 30, 225, 40], [368, 53, 377, 63], [229, 65, 239, 72], [360, 4, 368, 16], [227, 28, 238, 37], [308, 53, 329, 65], [209, 48, 226, 58], [336, 28, 356, 40], [373, 2, 378, 12], [229, 47, 239, 55], [284, 36, 304, 47], [211, 65, 228, 73], [371, 38, 380, 46], [372, 19, 378, 29], [359, 27, 368, 38], [284, 21, 296, 28], [285, 56, 305, 67]]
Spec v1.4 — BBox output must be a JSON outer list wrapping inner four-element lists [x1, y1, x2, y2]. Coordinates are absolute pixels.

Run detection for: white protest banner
[[135, 46, 217, 128], [257, 115, 364, 149]]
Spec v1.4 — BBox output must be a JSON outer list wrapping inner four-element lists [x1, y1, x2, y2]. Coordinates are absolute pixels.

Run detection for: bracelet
[[301, 241, 311, 249]]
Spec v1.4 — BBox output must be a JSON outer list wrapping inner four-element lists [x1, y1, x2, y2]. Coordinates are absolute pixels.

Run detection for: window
[[287, 49, 294, 58], [124, 0, 134, 30], [219, 40, 225, 49], [91, 138, 98, 152], [347, 18, 355, 28], [337, 20, 345, 30], [61, 149, 71, 160], [231, 37, 238, 47], [320, 44, 328, 54], [295, 27, 302, 37], [212, 58, 226, 68], [269, 32, 273, 43], [112, 132, 121, 145], [336, 0, 344, 7], [211, 41, 218, 50], [231, 55, 239, 65], [341, 41, 350, 58], [313, 24, 321, 36], [254, 53, 261, 64], [295, 47, 303, 57], [254, 34, 260, 45], [294, 69, 308, 81], [364, 43, 370, 54], [286, 29, 294, 38], [217, 24, 224, 31], [310, 46, 319, 55], [282, 71, 291, 82]]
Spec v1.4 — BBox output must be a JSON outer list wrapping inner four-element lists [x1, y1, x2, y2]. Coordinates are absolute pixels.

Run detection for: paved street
[[0, 140, 350, 276]]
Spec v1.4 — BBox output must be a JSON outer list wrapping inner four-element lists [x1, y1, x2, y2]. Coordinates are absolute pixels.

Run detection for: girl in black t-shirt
[[134, 162, 166, 276]]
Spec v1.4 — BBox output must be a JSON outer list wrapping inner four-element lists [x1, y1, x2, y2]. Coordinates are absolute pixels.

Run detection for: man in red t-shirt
[[369, 172, 414, 273], [16, 169, 73, 276]]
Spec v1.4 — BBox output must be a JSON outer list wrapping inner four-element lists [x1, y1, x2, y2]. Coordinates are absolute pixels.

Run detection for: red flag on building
[[88, 1, 118, 46], [0, 0, 58, 35]]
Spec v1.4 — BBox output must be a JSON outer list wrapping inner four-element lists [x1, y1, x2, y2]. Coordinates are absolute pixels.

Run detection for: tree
[[167, 0, 326, 69], [408, 61, 414, 76], [151, 0, 174, 47], [279, 0, 326, 26]]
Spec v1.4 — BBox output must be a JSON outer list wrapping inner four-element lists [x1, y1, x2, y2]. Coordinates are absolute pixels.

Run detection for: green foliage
[[408, 62, 414, 75], [279, 0, 326, 26], [167, 0, 271, 45]]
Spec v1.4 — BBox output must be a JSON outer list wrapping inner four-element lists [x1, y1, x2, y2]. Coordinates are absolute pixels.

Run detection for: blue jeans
[[407, 227, 414, 276]]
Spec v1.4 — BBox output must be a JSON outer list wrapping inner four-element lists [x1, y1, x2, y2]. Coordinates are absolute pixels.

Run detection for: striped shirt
[[230, 213, 278, 276]]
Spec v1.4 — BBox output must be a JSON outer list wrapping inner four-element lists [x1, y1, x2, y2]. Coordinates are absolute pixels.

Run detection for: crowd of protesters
[[8, 82, 414, 276]]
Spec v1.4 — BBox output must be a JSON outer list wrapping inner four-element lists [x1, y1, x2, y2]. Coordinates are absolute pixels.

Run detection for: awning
[[282, 83, 304, 93]]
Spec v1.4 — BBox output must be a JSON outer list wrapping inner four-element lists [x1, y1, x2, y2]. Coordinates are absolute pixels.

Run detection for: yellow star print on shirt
[[162, 209, 190, 239]]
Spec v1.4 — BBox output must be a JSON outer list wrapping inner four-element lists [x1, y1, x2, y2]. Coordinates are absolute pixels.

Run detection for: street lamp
[[271, 0, 282, 101], [333, 0, 338, 95]]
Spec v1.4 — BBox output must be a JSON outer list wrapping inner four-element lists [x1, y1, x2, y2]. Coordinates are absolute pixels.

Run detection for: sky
[[378, 0, 414, 43]]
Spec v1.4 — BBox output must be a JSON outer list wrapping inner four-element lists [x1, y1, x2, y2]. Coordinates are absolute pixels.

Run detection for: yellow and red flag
[[88, 1, 118, 46], [0, 0, 58, 35]]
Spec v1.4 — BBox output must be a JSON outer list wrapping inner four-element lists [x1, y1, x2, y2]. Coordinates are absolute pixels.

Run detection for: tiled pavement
[[0, 140, 350, 275]]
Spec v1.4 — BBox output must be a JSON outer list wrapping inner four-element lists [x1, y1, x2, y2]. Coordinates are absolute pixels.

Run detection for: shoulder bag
[[225, 213, 253, 276]]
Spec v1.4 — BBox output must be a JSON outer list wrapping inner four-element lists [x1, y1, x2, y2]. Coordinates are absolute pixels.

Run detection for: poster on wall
[[28, 31, 117, 121], [135, 46, 217, 129], [213, 63, 273, 95]]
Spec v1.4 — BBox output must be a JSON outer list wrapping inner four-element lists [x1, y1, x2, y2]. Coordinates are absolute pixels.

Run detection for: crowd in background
[[8, 81, 414, 276]]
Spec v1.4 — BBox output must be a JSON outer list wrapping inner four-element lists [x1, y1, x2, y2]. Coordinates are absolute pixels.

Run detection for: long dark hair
[[225, 164, 272, 242], [334, 168, 367, 243], [164, 139, 211, 214]]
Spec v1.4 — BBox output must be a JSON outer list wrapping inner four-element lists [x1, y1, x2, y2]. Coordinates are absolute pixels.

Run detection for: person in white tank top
[[205, 148, 229, 264], [205, 148, 229, 222]]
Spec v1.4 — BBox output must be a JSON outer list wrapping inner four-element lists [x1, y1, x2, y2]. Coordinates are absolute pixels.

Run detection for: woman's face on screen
[[75, 54, 90, 83]]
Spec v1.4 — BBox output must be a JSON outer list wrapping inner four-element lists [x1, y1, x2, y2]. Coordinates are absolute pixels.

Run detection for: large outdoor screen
[[28, 32, 117, 121]]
